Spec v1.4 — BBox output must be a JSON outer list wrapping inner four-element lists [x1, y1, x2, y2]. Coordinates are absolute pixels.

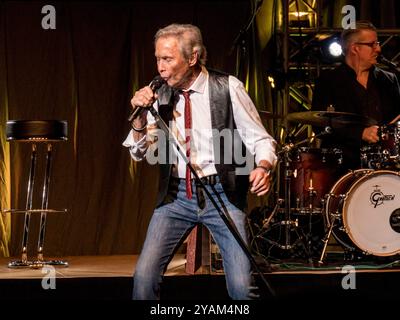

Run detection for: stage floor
[[0, 254, 187, 279], [1, 254, 400, 300]]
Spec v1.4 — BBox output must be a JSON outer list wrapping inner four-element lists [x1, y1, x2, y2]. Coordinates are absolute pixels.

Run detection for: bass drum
[[325, 169, 400, 256]]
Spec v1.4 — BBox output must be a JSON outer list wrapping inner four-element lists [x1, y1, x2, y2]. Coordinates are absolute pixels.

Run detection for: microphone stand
[[147, 105, 276, 297]]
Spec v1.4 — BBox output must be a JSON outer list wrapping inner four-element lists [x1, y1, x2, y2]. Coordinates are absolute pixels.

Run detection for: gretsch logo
[[370, 185, 395, 208]]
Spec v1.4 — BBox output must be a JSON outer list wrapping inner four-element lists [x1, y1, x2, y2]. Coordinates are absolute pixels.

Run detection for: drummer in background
[[312, 20, 400, 171]]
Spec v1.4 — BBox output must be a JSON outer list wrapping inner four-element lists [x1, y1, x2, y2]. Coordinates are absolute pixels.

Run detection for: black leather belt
[[195, 175, 218, 186], [170, 175, 218, 186]]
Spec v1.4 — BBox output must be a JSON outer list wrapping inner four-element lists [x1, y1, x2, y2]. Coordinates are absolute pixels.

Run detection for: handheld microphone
[[377, 55, 399, 71], [128, 75, 166, 122]]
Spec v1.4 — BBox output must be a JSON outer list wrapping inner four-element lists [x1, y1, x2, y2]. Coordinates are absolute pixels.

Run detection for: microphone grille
[[150, 76, 166, 91]]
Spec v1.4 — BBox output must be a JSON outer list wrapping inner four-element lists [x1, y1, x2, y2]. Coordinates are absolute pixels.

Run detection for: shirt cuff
[[255, 148, 277, 169], [122, 129, 147, 161]]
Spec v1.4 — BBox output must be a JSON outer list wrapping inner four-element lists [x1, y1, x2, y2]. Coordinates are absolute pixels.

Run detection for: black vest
[[155, 70, 252, 210]]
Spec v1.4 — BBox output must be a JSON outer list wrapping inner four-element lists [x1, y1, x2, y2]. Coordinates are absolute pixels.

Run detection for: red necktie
[[182, 91, 192, 199]]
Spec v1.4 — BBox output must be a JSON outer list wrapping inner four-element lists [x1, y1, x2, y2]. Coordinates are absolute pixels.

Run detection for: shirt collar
[[186, 66, 208, 94], [342, 62, 376, 78]]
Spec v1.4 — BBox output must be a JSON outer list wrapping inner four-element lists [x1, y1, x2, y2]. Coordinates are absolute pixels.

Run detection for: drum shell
[[289, 147, 343, 214]]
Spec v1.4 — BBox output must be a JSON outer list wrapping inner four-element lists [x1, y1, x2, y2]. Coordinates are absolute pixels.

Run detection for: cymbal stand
[[282, 148, 294, 250], [279, 149, 311, 258], [307, 181, 316, 255]]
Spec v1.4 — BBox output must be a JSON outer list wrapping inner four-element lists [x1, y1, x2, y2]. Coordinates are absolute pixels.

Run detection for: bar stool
[[4, 120, 68, 268]]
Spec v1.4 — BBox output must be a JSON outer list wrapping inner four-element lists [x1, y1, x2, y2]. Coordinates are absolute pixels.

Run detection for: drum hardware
[[278, 244, 296, 250], [308, 179, 316, 211], [274, 127, 334, 259], [306, 180, 318, 252], [278, 220, 299, 226], [318, 195, 345, 264], [253, 125, 343, 261], [255, 234, 296, 251], [261, 199, 283, 230]]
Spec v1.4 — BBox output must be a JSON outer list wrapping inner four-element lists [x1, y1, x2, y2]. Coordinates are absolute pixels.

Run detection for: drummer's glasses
[[355, 41, 381, 48]]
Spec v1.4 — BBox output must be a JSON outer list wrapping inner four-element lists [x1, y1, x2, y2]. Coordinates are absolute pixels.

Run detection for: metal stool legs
[[8, 144, 38, 267], [33, 143, 68, 268], [8, 143, 67, 268], [36, 143, 51, 264]]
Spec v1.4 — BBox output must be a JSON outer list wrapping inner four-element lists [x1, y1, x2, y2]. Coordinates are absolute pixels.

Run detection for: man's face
[[352, 29, 381, 68], [155, 36, 192, 89]]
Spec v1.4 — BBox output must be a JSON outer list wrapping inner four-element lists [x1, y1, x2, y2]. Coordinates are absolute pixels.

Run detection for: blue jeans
[[133, 179, 254, 300]]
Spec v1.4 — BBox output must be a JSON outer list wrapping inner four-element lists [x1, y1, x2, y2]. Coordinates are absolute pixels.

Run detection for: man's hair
[[341, 20, 377, 54], [154, 23, 207, 66]]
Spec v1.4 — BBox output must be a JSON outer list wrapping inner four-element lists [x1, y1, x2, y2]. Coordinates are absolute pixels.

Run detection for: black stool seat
[[6, 120, 68, 141]]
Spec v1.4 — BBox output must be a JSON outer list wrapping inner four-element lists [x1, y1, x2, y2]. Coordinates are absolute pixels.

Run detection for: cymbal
[[258, 110, 283, 119], [286, 111, 376, 127]]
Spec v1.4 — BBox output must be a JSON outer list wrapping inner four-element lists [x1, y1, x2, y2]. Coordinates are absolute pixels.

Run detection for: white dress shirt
[[123, 67, 277, 178]]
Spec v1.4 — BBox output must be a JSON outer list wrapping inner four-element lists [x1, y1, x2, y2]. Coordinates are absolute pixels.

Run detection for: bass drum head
[[344, 170, 400, 256], [325, 169, 371, 251]]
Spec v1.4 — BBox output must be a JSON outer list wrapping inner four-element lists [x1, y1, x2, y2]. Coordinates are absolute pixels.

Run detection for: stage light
[[328, 41, 342, 57], [318, 34, 343, 63], [289, 11, 309, 18], [268, 76, 275, 89], [288, 0, 317, 29], [267, 70, 286, 90]]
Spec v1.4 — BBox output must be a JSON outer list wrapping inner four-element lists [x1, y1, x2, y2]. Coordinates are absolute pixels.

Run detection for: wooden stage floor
[[1, 254, 400, 301]]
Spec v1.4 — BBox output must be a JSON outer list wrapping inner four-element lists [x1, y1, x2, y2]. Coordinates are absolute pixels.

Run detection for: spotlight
[[318, 34, 343, 64], [328, 41, 342, 57]]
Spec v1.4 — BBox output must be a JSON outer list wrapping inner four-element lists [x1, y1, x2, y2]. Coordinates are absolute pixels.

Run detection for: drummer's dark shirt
[[312, 63, 400, 169]]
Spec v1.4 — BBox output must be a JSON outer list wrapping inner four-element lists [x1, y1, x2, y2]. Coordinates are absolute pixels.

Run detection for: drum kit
[[251, 110, 400, 264]]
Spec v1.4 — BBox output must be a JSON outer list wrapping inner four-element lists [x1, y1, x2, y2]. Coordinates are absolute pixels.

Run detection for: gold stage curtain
[[0, 4, 10, 256], [0, 116, 10, 258]]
